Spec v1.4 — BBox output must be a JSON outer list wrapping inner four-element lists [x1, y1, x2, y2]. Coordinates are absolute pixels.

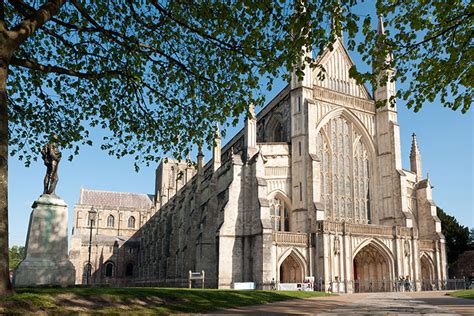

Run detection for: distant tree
[[0, 0, 471, 296], [470, 227, 474, 246], [437, 207, 470, 270], [8, 246, 25, 271]]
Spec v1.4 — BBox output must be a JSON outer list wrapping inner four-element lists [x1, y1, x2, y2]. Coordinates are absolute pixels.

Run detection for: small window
[[299, 182, 303, 201], [299, 142, 302, 156], [105, 261, 115, 277], [128, 216, 136, 228], [297, 96, 301, 112], [107, 215, 115, 228], [125, 263, 134, 277]]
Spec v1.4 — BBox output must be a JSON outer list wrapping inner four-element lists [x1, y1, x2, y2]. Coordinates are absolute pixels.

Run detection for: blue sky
[[7, 10, 474, 247]]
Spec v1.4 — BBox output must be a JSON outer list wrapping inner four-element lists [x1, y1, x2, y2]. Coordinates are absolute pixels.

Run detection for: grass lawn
[[449, 289, 474, 300], [0, 287, 330, 314]]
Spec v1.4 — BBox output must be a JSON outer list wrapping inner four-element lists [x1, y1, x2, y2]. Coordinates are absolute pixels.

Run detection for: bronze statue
[[41, 135, 62, 195]]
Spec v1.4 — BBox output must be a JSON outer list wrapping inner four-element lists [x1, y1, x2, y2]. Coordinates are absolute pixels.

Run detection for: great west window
[[316, 115, 370, 223]]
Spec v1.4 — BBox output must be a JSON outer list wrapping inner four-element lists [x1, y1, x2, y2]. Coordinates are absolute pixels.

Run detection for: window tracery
[[270, 197, 289, 231], [316, 115, 370, 223]]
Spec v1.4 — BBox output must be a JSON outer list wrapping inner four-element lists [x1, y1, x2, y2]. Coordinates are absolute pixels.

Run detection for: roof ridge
[[82, 188, 152, 196]]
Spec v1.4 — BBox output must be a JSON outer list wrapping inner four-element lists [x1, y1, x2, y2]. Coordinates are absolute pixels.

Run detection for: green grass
[[449, 289, 474, 300], [1, 287, 330, 314]]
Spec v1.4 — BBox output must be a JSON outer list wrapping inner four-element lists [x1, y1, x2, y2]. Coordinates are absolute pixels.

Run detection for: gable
[[313, 38, 372, 100]]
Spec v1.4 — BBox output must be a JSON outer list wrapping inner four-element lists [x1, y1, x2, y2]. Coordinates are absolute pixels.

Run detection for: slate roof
[[79, 188, 154, 209]]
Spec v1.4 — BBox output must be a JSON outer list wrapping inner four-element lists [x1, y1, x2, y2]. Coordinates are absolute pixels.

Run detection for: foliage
[[4, 1, 472, 168], [449, 289, 474, 300], [470, 228, 474, 245], [0, 287, 329, 314], [344, 0, 472, 113], [437, 207, 470, 269], [8, 246, 25, 271]]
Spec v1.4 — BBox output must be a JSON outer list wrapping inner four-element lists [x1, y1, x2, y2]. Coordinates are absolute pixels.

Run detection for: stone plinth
[[14, 195, 75, 286]]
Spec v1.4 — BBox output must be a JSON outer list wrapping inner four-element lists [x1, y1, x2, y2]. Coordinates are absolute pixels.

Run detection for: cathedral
[[69, 19, 447, 292]]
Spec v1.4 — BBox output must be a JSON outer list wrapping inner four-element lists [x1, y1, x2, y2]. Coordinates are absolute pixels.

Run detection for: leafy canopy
[[8, 246, 25, 271], [6, 0, 472, 167]]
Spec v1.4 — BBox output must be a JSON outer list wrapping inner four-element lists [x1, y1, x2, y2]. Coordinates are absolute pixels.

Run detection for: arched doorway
[[353, 243, 391, 292], [280, 254, 303, 283], [420, 255, 435, 290]]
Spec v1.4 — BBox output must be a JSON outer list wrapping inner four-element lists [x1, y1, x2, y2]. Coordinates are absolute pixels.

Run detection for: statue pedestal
[[14, 195, 75, 286]]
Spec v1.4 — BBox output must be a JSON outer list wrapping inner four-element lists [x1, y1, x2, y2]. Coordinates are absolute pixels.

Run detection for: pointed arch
[[420, 252, 436, 290], [353, 238, 394, 262], [267, 190, 292, 209], [352, 238, 395, 292], [265, 114, 287, 142], [315, 108, 376, 159], [315, 108, 376, 223], [277, 248, 308, 283]]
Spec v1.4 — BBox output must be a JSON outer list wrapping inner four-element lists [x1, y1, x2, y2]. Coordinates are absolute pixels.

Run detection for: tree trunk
[[0, 53, 12, 296]]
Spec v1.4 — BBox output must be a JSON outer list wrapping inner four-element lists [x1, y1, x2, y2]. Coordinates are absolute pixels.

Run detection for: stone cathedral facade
[[70, 22, 447, 292]]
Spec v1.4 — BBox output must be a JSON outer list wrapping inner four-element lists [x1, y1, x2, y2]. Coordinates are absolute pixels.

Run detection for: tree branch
[[10, 56, 123, 79], [69, 0, 217, 84], [9, 0, 67, 49]]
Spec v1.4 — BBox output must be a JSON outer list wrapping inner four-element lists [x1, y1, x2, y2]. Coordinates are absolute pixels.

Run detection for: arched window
[[107, 215, 115, 228], [316, 115, 371, 223], [125, 263, 134, 277], [128, 216, 136, 228], [270, 197, 289, 232], [105, 261, 115, 277], [273, 121, 284, 142]]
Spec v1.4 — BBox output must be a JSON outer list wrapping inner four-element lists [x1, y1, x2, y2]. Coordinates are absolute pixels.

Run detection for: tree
[[437, 207, 470, 271], [0, 0, 317, 297], [469, 227, 474, 246], [8, 246, 25, 271], [0, 1, 471, 296]]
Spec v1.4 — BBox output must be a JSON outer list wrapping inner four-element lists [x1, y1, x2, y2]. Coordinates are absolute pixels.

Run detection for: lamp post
[[86, 207, 97, 286]]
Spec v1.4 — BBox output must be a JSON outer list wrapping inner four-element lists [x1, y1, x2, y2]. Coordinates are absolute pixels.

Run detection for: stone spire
[[213, 123, 221, 172], [410, 133, 422, 181], [377, 15, 385, 36], [197, 144, 205, 176], [290, 3, 313, 90], [374, 15, 396, 113], [244, 103, 258, 159]]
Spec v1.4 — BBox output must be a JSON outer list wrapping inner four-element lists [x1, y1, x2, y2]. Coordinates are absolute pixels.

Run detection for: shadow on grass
[[2, 287, 330, 314]]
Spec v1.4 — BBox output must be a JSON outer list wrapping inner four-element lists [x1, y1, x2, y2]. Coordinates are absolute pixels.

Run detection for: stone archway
[[353, 244, 391, 292], [420, 254, 435, 290], [280, 254, 303, 283]]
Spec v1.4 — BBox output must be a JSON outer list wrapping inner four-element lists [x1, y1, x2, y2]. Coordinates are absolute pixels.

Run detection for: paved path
[[210, 291, 474, 315]]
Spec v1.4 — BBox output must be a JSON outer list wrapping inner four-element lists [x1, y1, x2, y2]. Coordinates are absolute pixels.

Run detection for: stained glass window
[[317, 116, 370, 223]]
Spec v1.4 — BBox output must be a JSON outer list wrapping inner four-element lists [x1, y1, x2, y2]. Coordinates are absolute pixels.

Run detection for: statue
[[41, 134, 62, 195], [404, 239, 411, 257], [334, 236, 341, 255]]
